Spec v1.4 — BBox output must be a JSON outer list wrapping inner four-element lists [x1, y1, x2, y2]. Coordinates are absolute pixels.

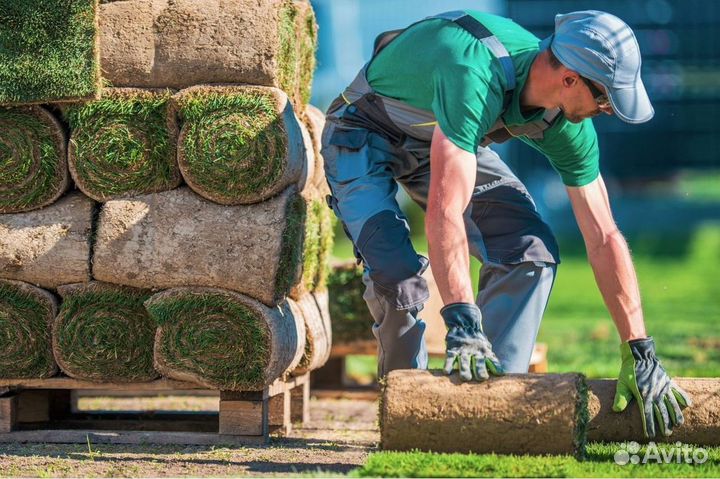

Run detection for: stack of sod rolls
[[0, 0, 334, 391]]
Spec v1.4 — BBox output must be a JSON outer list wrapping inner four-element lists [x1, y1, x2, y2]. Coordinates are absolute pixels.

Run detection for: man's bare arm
[[426, 126, 477, 305], [566, 175, 647, 341]]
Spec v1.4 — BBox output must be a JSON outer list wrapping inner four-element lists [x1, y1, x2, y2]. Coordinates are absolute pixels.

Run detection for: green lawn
[[354, 443, 720, 478]]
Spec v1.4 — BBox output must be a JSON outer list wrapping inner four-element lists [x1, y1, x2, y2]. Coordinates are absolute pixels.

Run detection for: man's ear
[[562, 73, 579, 89]]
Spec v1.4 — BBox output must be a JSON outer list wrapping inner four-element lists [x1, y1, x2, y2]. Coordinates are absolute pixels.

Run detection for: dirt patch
[[0, 397, 379, 477]]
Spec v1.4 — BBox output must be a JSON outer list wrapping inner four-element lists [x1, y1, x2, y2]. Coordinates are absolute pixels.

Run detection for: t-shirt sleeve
[[430, 63, 503, 153], [520, 116, 600, 187]]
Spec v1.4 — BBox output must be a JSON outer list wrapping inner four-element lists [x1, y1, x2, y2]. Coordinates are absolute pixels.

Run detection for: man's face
[[560, 76, 614, 123]]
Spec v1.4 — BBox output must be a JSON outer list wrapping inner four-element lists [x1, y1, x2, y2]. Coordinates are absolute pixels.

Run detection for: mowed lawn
[[333, 223, 720, 478]]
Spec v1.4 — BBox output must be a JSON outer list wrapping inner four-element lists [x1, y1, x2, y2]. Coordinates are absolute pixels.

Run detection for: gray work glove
[[613, 337, 692, 437], [441, 302, 504, 382]]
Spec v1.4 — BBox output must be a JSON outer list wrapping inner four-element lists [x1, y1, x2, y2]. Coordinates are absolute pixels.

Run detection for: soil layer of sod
[[0, 106, 69, 213], [65, 88, 180, 202], [52, 282, 158, 382], [0, 279, 58, 378], [0, 0, 99, 105]]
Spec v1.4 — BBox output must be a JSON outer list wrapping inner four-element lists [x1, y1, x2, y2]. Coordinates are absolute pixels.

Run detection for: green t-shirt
[[366, 11, 600, 187]]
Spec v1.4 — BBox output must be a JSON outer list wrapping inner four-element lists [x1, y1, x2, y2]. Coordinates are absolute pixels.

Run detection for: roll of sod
[[587, 378, 720, 445], [52, 282, 158, 382], [297, 121, 315, 198], [99, 0, 315, 108], [146, 287, 305, 391], [65, 88, 181, 202], [0, 279, 58, 378], [0, 192, 93, 289], [0, 106, 69, 213], [173, 85, 306, 205], [291, 291, 332, 376], [327, 262, 376, 344], [303, 104, 329, 194], [0, 0, 99, 105], [381, 370, 588, 456], [93, 186, 305, 306]]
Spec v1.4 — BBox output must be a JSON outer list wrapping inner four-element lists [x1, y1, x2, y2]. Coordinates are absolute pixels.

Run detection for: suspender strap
[[429, 11, 516, 109]]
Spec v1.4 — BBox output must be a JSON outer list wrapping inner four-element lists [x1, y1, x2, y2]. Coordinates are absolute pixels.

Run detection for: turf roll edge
[[0, 106, 69, 213], [52, 281, 158, 382], [0, 279, 58, 379], [173, 85, 306, 205], [290, 291, 332, 376], [146, 287, 305, 391], [65, 88, 181, 202]]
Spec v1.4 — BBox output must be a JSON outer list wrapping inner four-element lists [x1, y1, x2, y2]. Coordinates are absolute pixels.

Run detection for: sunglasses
[[580, 76, 611, 108]]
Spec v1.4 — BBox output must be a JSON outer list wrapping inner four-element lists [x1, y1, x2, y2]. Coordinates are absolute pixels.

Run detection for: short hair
[[547, 49, 564, 69]]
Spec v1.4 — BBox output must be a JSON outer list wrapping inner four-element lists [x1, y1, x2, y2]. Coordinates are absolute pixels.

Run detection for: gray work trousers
[[321, 105, 560, 377]]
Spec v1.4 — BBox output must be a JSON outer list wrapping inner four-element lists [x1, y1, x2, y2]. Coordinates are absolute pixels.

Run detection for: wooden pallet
[[312, 342, 549, 390], [0, 373, 310, 445]]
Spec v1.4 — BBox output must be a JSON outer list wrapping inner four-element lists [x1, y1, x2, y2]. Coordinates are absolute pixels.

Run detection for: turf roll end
[[0, 106, 69, 213], [290, 291, 331, 376], [65, 88, 181, 202], [0, 279, 58, 379], [146, 287, 305, 391], [173, 85, 306, 205], [52, 281, 158, 382]]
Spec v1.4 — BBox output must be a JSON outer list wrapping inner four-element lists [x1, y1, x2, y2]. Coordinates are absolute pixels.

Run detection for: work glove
[[441, 302, 504, 382], [613, 337, 692, 437]]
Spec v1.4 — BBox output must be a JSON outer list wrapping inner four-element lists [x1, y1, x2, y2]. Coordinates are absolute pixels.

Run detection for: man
[[320, 9, 691, 437]]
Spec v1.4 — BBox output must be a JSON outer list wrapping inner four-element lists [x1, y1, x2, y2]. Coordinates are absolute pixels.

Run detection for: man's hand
[[613, 337, 692, 437], [441, 302, 504, 381]]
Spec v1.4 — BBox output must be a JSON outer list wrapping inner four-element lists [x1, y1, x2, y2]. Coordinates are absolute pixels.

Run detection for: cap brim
[[607, 79, 654, 124]]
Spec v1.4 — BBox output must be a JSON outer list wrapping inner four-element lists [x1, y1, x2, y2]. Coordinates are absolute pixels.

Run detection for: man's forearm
[[586, 228, 647, 341], [426, 209, 474, 305]]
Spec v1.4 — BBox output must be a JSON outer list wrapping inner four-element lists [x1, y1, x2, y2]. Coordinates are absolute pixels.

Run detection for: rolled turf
[[380, 370, 589, 456], [146, 287, 305, 391], [65, 88, 181, 202], [92, 186, 306, 306], [52, 282, 158, 382], [290, 291, 332, 376], [0, 279, 58, 379], [173, 85, 306, 205], [0, 192, 94, 288], [0, 0, 99, 105], [99, 0, 315, 110], [0, 106, 69, 213], [587, 378, 720, 445]]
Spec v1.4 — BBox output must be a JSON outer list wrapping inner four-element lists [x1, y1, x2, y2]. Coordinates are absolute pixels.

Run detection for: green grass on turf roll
[[53, 282, 158, 382], [0, 106, 69, 213], [0, 0, 99, 105], [0, 279, 58, 378], [147, 287, 303, 390], [174, 86, 306, 205], [65, 88, 180, 202]]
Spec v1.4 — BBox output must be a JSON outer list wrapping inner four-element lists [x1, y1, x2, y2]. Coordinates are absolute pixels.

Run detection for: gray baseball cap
[[540, 10, 654, 124]]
